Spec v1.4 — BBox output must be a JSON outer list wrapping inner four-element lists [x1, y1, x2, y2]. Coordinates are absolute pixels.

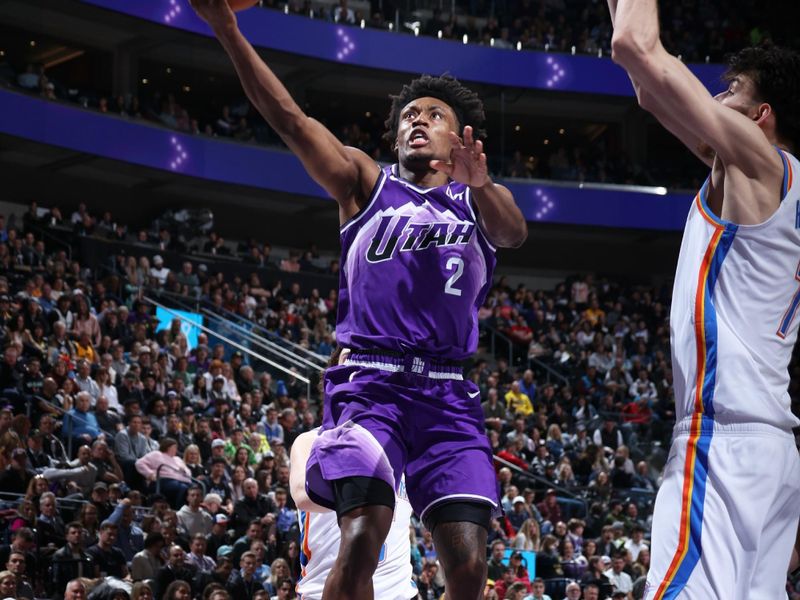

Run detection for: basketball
[[227, 0, 259, 12]]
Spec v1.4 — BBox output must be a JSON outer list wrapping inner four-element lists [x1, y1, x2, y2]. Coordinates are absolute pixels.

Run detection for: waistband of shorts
[[343, 349, 464, 380], [673, 415, 795, 439]]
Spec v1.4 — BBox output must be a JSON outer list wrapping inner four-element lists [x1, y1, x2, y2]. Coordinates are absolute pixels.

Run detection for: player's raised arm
[[606, 0, 712, 167], [188, 0, 379, 220], [608, 0, 784, 208]]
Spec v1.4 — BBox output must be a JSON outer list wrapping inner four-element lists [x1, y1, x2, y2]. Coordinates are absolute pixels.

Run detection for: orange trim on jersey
[[651, 224, 724, 600], [782, 149, 794, 191], [301, 511, 312, 578]]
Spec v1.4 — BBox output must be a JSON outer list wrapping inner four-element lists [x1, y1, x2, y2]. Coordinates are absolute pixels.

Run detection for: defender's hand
[[430, 126, 491, 189], [188, 0, 237, 33]]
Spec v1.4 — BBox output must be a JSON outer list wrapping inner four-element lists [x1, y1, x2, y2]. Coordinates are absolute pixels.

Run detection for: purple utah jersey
[[336, 164, 497, 360]]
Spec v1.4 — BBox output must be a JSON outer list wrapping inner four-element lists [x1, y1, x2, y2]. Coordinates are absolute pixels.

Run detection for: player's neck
[[396, 162, 449, 188]]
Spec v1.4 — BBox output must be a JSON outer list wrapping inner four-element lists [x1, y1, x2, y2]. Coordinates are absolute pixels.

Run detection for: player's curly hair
[[726, 44, 800, 152], [383, 74, 486, 149]]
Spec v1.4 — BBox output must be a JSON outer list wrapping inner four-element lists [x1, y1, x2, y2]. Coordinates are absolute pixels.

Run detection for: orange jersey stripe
[[652, 223, 724, 599]]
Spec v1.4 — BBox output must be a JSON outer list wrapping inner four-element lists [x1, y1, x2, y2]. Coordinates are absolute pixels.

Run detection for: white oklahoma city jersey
[[297, 477, 416, 600], [670, 149, 800, 430]]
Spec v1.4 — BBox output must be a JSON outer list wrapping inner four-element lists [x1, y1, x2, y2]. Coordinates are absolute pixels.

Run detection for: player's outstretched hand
[[188, 0, 237, 32], [430, 125, 491, 189]]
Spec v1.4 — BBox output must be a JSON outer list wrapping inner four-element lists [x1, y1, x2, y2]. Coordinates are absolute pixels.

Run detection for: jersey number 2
[[444, 257, 464, 296]]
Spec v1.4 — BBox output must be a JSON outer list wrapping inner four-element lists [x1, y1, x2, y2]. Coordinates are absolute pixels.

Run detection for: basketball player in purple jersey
[[189, 2, 527, 598]]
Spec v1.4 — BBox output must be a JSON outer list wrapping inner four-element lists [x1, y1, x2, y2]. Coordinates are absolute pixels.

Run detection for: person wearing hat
[[204, 512, 232, 560], [149, 255, 170, 286]]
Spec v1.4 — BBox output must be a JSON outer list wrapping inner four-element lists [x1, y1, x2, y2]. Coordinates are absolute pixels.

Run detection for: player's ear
[[754, 102, 772, 125]]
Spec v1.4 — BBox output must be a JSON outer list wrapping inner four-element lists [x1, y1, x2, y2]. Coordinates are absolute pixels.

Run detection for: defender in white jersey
[[290, 430, 417, 600], [607, 0, 800, 598]]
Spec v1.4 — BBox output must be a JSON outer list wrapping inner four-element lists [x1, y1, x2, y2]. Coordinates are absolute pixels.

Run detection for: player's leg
[[428, 503, 491, 600], [322, 476, 395, 600], [306, 365, 408, 598], [745, 434, 800, 599]]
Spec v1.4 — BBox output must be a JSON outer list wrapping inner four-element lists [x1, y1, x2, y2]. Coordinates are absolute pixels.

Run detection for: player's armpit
[[611, 40, 782, 180]]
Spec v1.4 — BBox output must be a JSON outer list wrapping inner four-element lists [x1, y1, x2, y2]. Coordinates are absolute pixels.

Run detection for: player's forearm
[[611, 0, 662, 60], [214, 25, 305, 139], [470, 182, 527, 248]]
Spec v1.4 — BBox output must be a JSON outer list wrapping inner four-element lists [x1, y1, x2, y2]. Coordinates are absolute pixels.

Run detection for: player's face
[[701, 73, 765, 158], [714, 74, 762, 117], [396, 96, 459, 165]]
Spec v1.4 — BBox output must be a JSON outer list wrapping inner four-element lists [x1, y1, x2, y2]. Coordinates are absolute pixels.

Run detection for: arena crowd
[[0, 200, 797, 600]]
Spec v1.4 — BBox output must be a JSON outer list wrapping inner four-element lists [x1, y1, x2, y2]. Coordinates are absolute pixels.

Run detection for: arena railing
[[142, 296, 314, 399], [147, 287, 325, 376], [199, 307, 325, 374], [196, 295, 328, 365]]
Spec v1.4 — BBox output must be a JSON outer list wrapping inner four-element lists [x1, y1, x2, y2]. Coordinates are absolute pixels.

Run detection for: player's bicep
[[642, 92, 714, 167], [616, 46, 777, 176]]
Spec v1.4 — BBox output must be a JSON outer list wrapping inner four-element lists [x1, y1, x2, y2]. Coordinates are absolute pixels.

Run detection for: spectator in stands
[[131, 531, 165, 582], [156, 545, 196, 599], [4, 549, 34, 599], [505, 380, 533, 417], [136, 437, 193, 507], [43, 444, 97, 496], [332, 0, 355, 24], [227, 550, 262, 599], [107, 498, 145, 562], [62, 392, 101, 449], [604, 555, 633, 596], [177, 484, 214, 537], [186, 533, 215, 574], [51, 522, 94, 598], [232, 477, 276, 538], [86, 520, 127, 578]]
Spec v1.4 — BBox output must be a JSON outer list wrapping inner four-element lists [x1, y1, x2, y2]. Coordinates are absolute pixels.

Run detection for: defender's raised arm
[[189, 0, 379, 221], [608, 0, 784, 222]]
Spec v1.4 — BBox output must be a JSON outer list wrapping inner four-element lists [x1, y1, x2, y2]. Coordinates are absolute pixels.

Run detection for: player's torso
[[336, 165, 496, 360], [670, 151, 800, 429], [297, 478, 416, 600]]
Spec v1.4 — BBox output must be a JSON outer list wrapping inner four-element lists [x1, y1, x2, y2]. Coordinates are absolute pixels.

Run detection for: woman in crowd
[[183, 444, 206, 480], [232, 447, 254, 479], [96, 367, 120, 412], [512, 518, 540, 552], [229, 465, 247, 503], [72, 296, 101, 346], [9, 498, 36, 533], [78, 501, 100, 546], [560, 538, 588, 579], [131, 581, 154, 600], [265, 558, 292, 596], [162, 579, 191, 600]]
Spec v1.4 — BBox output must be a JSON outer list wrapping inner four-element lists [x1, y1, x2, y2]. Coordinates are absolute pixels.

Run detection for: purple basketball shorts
[[305, 358, 500, 522]]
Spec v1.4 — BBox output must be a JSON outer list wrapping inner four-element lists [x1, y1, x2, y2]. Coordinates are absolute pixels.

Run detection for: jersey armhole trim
[[340, 167, 387, 235], [778, 148, 794, 200], [465, 188, 498, 253]]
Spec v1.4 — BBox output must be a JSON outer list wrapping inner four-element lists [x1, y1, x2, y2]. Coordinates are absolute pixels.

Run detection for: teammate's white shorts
[[644, 416, 800, 600]]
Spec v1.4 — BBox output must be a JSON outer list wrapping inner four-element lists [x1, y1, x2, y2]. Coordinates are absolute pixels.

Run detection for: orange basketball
[[227, 0, 259, 12]]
